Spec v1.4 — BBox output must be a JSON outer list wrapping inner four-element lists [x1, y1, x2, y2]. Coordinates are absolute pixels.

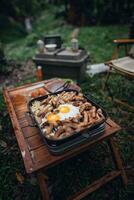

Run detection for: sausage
[[45, 124, 54, 135], [54, 126, 65, 138], [90, 106, 96, 118], [83, 111, 88, 124]]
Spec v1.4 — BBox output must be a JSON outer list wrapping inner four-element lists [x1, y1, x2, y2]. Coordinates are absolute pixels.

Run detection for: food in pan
[[30, 91, 104, 140]]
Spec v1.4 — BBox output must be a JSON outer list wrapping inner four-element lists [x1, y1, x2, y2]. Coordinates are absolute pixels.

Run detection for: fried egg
[[57, 104, 80, 121], [47, 113, 60, 123], [46, 104, 80, 123]]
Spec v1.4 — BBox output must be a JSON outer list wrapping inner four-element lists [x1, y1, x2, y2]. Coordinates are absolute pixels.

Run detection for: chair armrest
[[112, 39, 134, 59], [113, 39, 134, 45]]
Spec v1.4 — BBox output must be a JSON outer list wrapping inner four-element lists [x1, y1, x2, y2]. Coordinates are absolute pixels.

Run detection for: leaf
[[0, 140, 7, 148], [16, 171, 24, 184]]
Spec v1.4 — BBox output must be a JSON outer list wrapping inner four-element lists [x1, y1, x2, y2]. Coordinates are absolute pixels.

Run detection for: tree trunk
[[68, 0, 78, 25]]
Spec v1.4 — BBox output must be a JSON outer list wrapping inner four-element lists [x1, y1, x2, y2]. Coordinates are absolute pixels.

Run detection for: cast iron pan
[[26, 89, 108, 148]]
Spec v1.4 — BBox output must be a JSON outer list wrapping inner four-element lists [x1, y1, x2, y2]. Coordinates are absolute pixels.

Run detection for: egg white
[[57, 104, 80, 121]]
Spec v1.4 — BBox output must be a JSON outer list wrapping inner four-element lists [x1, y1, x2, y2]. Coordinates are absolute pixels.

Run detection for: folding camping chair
[[103, 39, 134, 110]]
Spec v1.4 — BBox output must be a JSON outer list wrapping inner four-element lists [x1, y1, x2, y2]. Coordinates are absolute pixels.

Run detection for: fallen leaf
[[16, 171, 24, 184]]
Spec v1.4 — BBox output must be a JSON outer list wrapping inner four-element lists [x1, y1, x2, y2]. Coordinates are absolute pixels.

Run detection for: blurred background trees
[[0, 0, 134, 28], [0, 0, 44, 23], [0, 0, 134, 66], [66, 0, 134, 25]]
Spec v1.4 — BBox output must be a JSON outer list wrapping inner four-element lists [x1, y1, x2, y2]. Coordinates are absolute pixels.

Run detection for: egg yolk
[[47, 114, 60, 122], [59, 106, 70, 113]]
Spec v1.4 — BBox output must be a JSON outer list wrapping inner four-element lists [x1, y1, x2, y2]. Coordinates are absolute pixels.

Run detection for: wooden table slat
[[18, 117, 29, 128], [14, 104, 28, 112], [22, 126, 39, 138], [26, 134, 44, 151], [16, 112, 26, 120], [3, 89, 34, 173]]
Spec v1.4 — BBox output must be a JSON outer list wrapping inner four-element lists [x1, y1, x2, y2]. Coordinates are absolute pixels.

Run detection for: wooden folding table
[[3, 80, 128, 200]]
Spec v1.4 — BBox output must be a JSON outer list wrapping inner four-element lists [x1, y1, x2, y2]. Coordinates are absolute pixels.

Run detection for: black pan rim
[[27, 89, 108, 143]]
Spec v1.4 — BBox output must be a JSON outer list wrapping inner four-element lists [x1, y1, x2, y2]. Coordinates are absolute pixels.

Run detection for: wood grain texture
[[3, 81, 121, 174], [36, 170, 49, 200], [108, 137, 128, 186], [3, 89, 34, 173]]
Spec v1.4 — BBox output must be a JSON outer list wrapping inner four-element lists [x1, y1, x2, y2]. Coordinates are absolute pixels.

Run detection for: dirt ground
[[0, 60, 36, 91]]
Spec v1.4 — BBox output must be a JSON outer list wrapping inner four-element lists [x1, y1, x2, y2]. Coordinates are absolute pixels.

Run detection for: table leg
[[112, 45, 120, 59], [108, 137, 128, 187], [37, 170, 50, 200]]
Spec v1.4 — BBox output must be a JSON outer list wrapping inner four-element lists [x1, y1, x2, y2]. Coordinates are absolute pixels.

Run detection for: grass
[[78, 25, 128, 63], [0, 5, 134, 200], [1, 6, 128, 63]]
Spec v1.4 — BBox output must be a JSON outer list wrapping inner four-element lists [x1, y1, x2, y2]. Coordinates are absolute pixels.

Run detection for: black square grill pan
[[27, 89, 108, 155]]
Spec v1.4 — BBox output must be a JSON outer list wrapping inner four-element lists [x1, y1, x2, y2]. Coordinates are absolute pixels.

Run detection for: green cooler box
[[33, 48, 89, 83]]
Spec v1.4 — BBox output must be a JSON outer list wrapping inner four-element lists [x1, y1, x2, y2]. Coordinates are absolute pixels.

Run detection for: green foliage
[[0, 0, 133, 31], [11, 0, 39, 17], [78, 25, 128, 63], [129, 13, 134, 38], [0, 0, 46, 29], [0, 42, 12, 74], [65, 0, 134, 25], [0, 0, 45, 18]]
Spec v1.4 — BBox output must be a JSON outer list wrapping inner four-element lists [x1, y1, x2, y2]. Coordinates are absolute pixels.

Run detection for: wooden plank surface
[[3, 81, 121, 174], [22, 126, 39, 138], [3, 89, 35, 173]]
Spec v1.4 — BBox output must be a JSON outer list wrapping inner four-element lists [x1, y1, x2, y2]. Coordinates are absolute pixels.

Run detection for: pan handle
[[25, 112, 37, 127], [86, 93, 101, 105]]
